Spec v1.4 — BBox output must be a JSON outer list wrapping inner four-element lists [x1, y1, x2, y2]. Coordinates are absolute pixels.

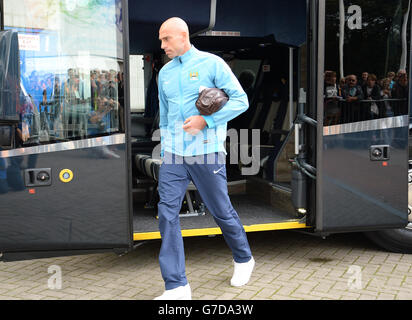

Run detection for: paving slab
[[0, 231, 411, 300]]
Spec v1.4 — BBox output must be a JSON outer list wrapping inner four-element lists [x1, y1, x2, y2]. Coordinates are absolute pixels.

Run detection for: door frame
[[0, 0, 4, 31], [313, 0, 325, 232], [122, 0, 135, 245], [305, 0, 324, 228]]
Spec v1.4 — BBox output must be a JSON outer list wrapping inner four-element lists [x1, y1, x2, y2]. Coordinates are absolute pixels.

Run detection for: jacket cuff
[[202, 115, 215, 129]]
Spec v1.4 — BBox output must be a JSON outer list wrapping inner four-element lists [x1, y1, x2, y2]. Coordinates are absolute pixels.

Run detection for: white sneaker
[[230, 257, 255, 287], [154, 284, 192, 300]]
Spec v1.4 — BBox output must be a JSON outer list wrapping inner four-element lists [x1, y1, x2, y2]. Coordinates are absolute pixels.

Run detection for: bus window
[[130, 55, 146, 113], [318, 0, 410, 233], [230, 59, 260, 100], [3, 0, 125, 148], [0, 0, 131, 259], [323, 0, 410, 126]]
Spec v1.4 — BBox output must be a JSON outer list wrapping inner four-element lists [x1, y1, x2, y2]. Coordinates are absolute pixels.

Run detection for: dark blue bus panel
[[0, 0, 132, 261], [317, 0, 410, 232]]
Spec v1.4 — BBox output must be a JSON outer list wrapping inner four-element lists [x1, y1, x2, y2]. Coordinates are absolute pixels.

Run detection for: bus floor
[[132, 192, 305, 239]]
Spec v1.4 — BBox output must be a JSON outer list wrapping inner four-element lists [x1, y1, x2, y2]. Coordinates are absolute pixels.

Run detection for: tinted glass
[[323, 0, 410, 126], [0, 0, 3, 30], [3, 0, 124, 148]]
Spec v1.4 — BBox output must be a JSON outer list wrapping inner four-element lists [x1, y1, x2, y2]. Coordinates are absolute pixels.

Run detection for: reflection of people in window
[[97, 72, 108, 101], [89, 93, 113, 134], [64, 69, 78, 103], [28, 71, 42, 109], [387, 71, 395, 89], [17, 92, 35, 144], [91, 70, 98, 111], [117, 72, 125, 131], [108, 78, 119, 130], [108, 72, 119, 106], [362, 73, 381, 119], [343, 75, 363, 103], [89, 70, 114, 134], [381, 78, 393, 117], [338, 77, 346, 96], [52, 77, 62, 115], [342, 75, 363, 122], [63, 69, 87, 138], [392, 72, 408, 115], [324, 71, 340, 125], [360, 72, 368, 87], [324, 71, 338, 97]]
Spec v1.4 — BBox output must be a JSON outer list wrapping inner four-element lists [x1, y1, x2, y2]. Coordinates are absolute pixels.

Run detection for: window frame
[[0, 0, 3, 31], [2, 0, 128, 149]]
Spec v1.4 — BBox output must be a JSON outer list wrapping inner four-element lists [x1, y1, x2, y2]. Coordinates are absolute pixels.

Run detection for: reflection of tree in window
[[325, 0, 409, 80]]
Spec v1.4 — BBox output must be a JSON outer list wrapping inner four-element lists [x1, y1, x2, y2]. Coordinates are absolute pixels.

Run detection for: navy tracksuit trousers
[[158, 151, 252, 290]]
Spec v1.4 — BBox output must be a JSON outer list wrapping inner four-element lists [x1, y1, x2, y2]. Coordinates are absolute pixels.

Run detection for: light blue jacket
[[158, 46, 248, 157]]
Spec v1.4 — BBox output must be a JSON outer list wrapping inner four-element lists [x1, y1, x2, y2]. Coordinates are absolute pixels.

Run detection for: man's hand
[[182, 115, 207, 135]]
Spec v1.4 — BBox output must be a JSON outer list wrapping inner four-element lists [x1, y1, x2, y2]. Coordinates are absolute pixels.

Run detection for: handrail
[[297, 113, 317, 127], [293, 156, 316, 180], [325, 97, 407, 103]]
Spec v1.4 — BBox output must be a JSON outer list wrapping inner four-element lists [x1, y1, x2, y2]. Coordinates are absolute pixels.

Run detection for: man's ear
[[182, 31, 189, 41]]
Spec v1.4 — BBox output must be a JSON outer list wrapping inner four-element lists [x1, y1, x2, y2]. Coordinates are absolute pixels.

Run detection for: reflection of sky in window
[[5, 0, 119, 29], [5, 0, 122, 58], [58, 0, 120, 28]]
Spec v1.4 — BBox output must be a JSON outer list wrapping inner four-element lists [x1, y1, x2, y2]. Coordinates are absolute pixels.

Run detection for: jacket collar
[[175, 45, 197, 64]]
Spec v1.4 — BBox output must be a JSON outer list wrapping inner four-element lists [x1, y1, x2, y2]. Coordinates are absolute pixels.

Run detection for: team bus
[[0, 0, 411, 261]]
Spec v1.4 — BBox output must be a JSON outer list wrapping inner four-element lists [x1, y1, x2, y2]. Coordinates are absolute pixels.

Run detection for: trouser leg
[[157, 152, 191, 290], [185, 152, 252, 263]]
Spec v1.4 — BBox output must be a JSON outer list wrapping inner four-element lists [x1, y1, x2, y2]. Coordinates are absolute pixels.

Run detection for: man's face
[[367, 78, 375, 88], [159, 26, 185, 59], [398, 70, 407, 78], [325, 75, 336, 85], [348, 76, 357, 87], [399, 75, 408, 87], [362, 72, 368, 80]]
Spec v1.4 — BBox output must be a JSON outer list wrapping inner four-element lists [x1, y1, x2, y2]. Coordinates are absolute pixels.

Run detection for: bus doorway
[[128, 0, 309, 240]]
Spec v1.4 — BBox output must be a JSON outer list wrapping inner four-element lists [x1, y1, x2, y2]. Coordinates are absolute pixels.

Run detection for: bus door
[[0, 0, 133, 261], [313, 0, 410, 233]]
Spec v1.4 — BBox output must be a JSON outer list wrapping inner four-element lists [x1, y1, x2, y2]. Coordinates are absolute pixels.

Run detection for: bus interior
[[128, 0, 308, 236]]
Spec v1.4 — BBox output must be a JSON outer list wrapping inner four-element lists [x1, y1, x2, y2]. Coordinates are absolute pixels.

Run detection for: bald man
[[154, 17, 255, 300]]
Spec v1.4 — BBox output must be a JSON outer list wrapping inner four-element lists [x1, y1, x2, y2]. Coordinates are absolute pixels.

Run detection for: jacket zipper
[[178, 59, 186, 152]]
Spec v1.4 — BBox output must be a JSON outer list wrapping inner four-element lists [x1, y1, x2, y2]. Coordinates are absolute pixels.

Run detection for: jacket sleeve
[[158, 72, 168, 158], [356, 86, 364, 100], [372, 85, 382, 100], [202, 57, 249, 129]]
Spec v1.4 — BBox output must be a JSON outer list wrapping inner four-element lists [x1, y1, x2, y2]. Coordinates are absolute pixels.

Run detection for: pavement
[[0, 230, 411, 300]]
